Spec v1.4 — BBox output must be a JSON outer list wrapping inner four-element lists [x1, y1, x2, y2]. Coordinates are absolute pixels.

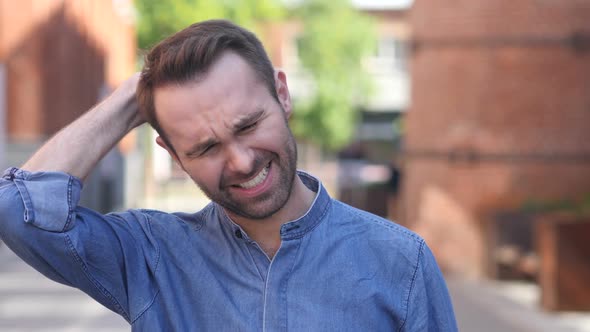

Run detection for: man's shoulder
[[112, 203, 216, 229], [329, 199, 424, 249]]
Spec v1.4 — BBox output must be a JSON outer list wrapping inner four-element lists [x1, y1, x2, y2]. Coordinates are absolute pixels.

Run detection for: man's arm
[[21, 73, 144, 180], [403, 242, 458, 332], [0, 74, 157, 321]]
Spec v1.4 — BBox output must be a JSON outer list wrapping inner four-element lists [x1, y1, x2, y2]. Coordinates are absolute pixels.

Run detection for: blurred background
[[1, 0, 590, 331]]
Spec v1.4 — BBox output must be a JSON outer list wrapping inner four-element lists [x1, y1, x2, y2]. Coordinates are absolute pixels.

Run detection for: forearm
[[21, 74, 143, 180], [0, 169, 148, 318]]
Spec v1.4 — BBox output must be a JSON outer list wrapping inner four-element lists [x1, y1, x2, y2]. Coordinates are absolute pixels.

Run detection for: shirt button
[[235, 229, 243, 239]]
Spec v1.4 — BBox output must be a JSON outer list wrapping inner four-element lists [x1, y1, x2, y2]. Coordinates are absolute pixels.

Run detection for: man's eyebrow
[[185, 138, 217, 157], [234, 109, 265, 130], [184, 110, 265, 157]]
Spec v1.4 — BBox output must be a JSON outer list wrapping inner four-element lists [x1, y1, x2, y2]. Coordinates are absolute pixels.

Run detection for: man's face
[[153, 52, 298, 220]]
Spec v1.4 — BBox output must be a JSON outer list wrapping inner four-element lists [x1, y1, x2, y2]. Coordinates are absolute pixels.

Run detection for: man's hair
[[137, 19, 278, 155]]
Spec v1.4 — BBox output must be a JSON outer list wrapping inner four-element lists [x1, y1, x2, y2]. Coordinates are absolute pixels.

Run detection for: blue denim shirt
[[0, 167, 457, 331]]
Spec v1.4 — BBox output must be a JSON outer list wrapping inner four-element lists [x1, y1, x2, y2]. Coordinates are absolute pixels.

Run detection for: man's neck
[[226, 174, 316, 259]]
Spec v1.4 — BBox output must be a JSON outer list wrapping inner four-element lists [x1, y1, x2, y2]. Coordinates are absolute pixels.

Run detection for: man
[[0, 20, 457, 331]]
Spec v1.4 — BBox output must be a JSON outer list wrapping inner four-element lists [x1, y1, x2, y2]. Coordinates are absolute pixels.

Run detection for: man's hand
[[111, 73, 145, 129], [21, 73, 145, 180]]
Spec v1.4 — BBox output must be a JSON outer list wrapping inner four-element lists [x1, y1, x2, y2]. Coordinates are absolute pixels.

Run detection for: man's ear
[[274, 69, 292, 119], [156, 136, 182, 167]]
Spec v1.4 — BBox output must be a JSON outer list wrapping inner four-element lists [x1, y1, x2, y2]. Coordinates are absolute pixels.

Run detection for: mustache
[[219, 154, 268, 188]]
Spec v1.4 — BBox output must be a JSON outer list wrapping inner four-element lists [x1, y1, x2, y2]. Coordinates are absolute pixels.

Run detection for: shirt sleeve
[[402, 241, 459, 332], [0, 167, 160, 323]]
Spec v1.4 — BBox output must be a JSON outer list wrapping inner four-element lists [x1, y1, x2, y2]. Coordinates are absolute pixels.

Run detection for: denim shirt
[[0, 167, 457, 331]]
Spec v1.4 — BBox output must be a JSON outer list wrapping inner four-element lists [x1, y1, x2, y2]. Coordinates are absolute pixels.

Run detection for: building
[[405, 0, 590, 276], [0, 0, 137, 211]]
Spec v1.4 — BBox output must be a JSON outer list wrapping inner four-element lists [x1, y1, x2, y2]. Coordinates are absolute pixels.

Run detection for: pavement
[[0, 246, 127, 332], [448, 277, 590, 332], [2, 241, 590, 332]]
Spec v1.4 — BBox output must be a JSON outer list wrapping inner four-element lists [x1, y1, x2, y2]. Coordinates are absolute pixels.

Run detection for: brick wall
[[405, 0, 590, 276], [0, 0, 135, 141]]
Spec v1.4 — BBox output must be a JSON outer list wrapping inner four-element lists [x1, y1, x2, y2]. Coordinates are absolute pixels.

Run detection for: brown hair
[[137, 19, 278, 154]]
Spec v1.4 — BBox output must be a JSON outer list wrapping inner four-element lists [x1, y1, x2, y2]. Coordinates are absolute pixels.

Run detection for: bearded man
[[0, 20, 457, 331]]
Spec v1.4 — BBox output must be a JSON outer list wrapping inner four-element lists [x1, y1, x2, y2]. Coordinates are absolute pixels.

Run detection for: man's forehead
[[154, 87, 271, 146], [153, 81, 265, 122], [153, 51, 277, 136]]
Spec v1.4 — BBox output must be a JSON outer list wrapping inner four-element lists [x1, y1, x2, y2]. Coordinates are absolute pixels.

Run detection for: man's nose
[[226, 143, 254, 175]]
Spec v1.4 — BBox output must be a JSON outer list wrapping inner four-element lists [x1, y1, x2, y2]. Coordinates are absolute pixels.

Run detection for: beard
[[192, 126, 298, 220]]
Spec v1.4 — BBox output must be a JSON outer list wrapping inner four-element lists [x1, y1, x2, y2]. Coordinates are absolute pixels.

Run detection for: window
[[368, 37, 409, 72]]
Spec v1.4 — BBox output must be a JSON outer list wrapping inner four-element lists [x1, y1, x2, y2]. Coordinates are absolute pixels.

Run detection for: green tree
[[135, 0, 285, 49], [289, 0, 376, 150], [135, 0, 376, 151]]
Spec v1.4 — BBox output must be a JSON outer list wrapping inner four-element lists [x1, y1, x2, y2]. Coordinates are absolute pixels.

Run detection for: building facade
[[405, 0, 590, 276], [0, 0, 136, 210]]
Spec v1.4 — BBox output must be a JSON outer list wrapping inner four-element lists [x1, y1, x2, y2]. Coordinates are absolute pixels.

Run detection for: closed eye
[[201, 143, 217, 156], [239, 121, 258, 133]]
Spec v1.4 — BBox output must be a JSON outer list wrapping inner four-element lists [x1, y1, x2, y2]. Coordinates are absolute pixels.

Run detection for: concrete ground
[[448, 277, 590, 332], [0, 247, 127, 332]]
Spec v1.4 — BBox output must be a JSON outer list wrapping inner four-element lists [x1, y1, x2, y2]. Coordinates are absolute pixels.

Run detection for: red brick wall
[[405, 0, 590, 276], [0, 0, 135, 141]]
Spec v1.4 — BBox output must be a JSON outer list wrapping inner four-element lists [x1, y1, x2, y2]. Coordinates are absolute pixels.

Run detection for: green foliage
[[521, 193, 590, 217], [134, 0, 377, 150], [290, 0, 376, 150], [135, 0, 285, 49]]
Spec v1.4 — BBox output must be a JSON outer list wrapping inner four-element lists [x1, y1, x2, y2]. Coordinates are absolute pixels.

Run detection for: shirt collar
[[217, 170, 331, 241]]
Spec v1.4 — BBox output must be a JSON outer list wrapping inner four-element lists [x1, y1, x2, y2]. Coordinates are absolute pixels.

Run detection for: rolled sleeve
[[0, 167, 159, 322], [3, 167, 82, 232]]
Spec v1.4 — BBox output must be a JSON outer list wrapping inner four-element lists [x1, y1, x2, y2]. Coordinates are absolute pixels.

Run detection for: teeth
[[237, 165, 269, 189]]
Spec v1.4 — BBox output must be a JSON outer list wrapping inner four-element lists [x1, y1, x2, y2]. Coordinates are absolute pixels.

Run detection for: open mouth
[[235, 163, 270, 189]]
